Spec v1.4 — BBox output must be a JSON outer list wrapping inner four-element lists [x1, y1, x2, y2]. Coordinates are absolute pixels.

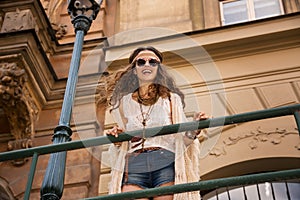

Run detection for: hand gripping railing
[[0, 104, 299, 199]]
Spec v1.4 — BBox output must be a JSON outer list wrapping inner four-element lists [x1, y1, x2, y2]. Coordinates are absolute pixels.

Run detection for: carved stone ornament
[[42, 0, 68, 39], [0, 62, 38, 166], [0, 8, 36, 33], [209, 127, 299, 157], [52, 23, 68, 39]]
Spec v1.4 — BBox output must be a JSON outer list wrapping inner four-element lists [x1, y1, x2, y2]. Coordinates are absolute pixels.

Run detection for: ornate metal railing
[[0, 104, 300, 199]]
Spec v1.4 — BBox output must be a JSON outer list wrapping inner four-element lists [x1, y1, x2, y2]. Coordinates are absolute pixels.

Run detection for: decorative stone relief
[[52, 24, 68, 39], [0, 62, 39, 165], [209, 127, 299, 157], [42, 0, 68, 39], [0, 8, 36, 33]]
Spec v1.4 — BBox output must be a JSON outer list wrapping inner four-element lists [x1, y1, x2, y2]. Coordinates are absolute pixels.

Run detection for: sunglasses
[[136, 58, 160, 67]]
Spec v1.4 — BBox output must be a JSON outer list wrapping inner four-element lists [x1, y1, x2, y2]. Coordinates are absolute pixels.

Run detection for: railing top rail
[[0, 103, 299, 162], [83, 168, 300, 200]]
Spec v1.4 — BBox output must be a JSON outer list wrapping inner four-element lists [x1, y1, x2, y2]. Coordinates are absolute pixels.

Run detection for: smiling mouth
[[142, 69, 152, 74]]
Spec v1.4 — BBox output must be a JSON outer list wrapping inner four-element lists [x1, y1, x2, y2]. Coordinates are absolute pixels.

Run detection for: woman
[[106, 46, 208, 200]]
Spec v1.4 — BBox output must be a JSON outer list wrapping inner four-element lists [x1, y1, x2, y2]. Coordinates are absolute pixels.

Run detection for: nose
[[144, 61, 151, 66]]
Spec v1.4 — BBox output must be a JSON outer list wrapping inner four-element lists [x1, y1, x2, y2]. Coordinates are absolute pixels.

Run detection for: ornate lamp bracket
[[67, 0, 102, 34]]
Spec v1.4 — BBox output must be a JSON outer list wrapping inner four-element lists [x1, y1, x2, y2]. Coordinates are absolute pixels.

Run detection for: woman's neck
[[138, 84, 152, 97], [134, 83, 159, 106]]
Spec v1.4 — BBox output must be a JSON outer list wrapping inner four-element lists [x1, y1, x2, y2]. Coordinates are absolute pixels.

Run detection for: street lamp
[[40, 1, 102, 199], [67, 0, 102, 33], [68, 0, 101, 19]]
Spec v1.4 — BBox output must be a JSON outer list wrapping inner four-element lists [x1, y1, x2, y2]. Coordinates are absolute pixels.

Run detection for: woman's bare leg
[[122, 184, 149, 200], [153, 182, 174, 200]]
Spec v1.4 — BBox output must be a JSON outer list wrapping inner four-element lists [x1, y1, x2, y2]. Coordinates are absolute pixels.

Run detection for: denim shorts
[[122, 148, 175, 189]]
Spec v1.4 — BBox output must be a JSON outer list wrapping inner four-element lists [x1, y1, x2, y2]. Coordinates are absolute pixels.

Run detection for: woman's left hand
[[193, 112, 209, 136], [193, 112, 209, 121]]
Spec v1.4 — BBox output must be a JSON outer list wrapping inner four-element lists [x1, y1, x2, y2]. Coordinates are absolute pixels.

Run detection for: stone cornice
[[0, 0, 109, 109], [0, 0, 56, 52], [0, 30, 57, 106], [104, 13, 300, 65], [0, 29, 106, 108]]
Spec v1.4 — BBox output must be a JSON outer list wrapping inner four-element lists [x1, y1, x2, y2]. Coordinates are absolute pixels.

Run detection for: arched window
[[202, 180, 300, 200]]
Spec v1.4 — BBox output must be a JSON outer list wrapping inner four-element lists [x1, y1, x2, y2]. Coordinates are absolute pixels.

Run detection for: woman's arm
[[171, 93, 209, 145], [107, 100, 127, 146]]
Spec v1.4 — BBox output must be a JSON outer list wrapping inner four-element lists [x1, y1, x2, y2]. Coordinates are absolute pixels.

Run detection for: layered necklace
[[132, 85, 159, 150], [138, 103, 154, 150]]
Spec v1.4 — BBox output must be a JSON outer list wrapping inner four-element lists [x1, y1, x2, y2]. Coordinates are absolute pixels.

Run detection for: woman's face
[[133, 51, 160, 85]]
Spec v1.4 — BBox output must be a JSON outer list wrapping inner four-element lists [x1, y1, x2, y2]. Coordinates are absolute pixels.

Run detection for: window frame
[[219, 0, 284, 26]]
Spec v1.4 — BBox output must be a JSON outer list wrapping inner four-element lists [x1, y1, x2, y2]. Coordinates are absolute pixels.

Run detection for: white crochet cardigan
[[108, 93, 201, 199]]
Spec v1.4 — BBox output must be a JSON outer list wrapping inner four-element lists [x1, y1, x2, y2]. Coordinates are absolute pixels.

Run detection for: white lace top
[[121, 93, 176, 153]]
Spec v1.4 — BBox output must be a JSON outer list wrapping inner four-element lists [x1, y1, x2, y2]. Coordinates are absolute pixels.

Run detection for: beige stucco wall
[[118, 0, 193, 33]]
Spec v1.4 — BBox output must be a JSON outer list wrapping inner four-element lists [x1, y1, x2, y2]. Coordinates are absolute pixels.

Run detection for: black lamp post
[[40, 1, 102, 199]]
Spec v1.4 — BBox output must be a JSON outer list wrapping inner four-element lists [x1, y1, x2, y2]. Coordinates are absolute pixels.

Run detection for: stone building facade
[[0, 0, 299, 199]]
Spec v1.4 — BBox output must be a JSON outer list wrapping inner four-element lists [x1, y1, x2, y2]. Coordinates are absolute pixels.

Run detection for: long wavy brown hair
[[108, 46, 185, 111]]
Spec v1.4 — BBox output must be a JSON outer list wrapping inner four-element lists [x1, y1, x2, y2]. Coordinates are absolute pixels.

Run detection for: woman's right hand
[[106, 125, 124, 137], [106, 126, 124, 147]]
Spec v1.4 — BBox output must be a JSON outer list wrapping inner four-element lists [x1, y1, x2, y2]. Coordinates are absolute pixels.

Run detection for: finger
[[200, 112, 207, 117], [107, 130, 116, 137], [114, 126, 125, 136], [106, 129, 113, 135], [194, 112, 200, 118], [113, 128, 119, 137], [116, 127, 124, 132], [194, 112, 205, 120], [199, 112, 209, 118], [107, 126, 120, 137], [200, 114, 209, 120], [195, 114, 209, 121]]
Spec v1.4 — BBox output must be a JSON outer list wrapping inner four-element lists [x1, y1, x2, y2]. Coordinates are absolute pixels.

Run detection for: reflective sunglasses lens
[[149, 59, 159, 67], [137, 59, 146, 67]]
